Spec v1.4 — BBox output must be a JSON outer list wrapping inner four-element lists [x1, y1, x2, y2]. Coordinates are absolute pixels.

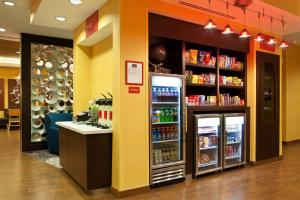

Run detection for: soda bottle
[[161, 88, 166, 102], [156, 127, 161, 141], [157, 88, 162, 102], [165, 88, 170, 102], [169, 108, 173, 122], [170, 126, 175, 139], [152, 87, 157, 102], [165, 109, 170, 122], [160, 109, 165, 122], [170, 88, 175, 102], [152, 128, 157, 141], [173, 108, 178, 121], [161, 127, 166, 140], [174, 89, 179, 102], [158, 149, 162, 164]]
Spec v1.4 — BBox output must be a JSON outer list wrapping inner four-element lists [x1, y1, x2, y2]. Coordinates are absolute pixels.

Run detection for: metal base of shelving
[[194, 167, 223, 178], [150, 164, 185, 186], [223, 162, 246, 170]]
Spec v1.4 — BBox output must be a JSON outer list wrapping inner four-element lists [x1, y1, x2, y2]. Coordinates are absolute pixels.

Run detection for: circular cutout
[[31, 99, 41, 111], [48, 104, 57, 113], [56, 100, 66, 111], [45, 91, 58, 105], [32, 111, 40, 119], [57, 86, 67, 96], [32, 118, 43, 129], [45, 81, 57, 92], [55, 69, 66, 80]]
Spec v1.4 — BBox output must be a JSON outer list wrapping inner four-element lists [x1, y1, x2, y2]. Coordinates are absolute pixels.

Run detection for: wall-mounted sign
[[8, 79, 20, 109], [86, 10, 99, 38], [125, 60, 144, 85], [128, 87, 140, 94], [0, 79, 4, 110], [260, 34, 276, 52]]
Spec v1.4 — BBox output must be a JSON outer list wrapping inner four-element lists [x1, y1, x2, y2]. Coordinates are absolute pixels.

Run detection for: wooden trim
[[21, 33, 73, 152], [248, 156, 283, 167], [283, 139, 300, 145], [110, 186, 150, 198]]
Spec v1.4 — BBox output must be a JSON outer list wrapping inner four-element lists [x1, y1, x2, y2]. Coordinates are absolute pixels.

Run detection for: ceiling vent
[[178, 1, 236, 20]]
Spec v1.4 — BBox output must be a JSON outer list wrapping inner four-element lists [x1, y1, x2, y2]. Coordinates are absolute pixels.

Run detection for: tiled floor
[[0, 128, 299, 200]]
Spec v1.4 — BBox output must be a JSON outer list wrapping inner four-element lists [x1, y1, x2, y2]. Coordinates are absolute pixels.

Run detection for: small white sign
[[126, 61, 143, 85]]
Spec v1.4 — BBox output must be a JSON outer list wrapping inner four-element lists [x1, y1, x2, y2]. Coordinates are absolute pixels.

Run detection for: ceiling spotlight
[[222, 24, 234, 34], [0, 27, 6, 32], [205, 19, 217, 29], [239, 8, 251, 38], [239, 29, 251, 38], [55, 16, 66, 22], [279, 41, 289, 48], [69, 0, 82, 5], [254, 33, 264, 42], [204, 0, 216, 30], [16, 51, 20, 54], [267, 37, 277, 45], [3, 1, 15, 7], [222, 2, 233, 34], [254, 12, 264, 42]]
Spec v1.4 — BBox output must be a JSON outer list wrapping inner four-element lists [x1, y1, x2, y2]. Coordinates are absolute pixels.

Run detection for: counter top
[[56, 121, 112, 135]]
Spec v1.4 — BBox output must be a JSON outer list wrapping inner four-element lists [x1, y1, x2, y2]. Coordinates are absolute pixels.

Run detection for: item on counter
[[190, 49, 198, 64], [186, 95, 217, 106], [219, 93, 245, 106], [218, 55, 244, 70]]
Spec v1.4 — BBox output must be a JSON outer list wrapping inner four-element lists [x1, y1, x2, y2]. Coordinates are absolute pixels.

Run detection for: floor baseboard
[[248, 156, 283, 167], [283, 139, 300, 145], [111, 185, 150, 198]]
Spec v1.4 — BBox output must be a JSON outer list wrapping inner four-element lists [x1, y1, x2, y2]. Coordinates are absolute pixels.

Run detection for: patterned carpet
[[25, 150, 62, 169]]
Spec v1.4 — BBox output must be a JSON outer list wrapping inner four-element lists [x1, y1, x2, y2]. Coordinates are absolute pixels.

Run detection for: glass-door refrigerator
[[223, 113, 246, 168], [149, 73, 185, 186], [194, 114, 223, 176]]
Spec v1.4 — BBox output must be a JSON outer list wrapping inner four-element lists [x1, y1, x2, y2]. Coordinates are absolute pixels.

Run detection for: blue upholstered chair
[[45, 113, 73, 154]]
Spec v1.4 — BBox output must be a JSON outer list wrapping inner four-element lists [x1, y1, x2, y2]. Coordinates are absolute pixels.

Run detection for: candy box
[[189, 49, 198, 64], [198, 51, 205, 64]]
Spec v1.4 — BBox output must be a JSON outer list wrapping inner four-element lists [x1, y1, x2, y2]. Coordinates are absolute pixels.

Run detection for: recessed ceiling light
[[55, 16, 66, 22], [3, 1, 15, 7], [0, 27, 6, 32], [69, 0, 82, 5]]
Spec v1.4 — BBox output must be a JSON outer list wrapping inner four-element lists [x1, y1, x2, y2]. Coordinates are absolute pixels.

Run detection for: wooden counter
[[56, 122, 112, 191]]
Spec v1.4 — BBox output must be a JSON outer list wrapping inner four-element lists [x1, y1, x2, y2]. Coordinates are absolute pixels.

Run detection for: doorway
[[256, 51, 280, 161]]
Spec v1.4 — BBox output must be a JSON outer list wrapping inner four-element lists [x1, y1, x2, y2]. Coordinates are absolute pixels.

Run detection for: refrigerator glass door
[[224, 115, 245, 167], [196, 116, 222, 174], [151, 75, 184, 168]]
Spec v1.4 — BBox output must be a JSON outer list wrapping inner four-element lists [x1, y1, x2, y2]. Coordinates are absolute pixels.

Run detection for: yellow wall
[[73, 0, 284, 192], [91, 36, 113, 99], [0, 67, 20, 109], [283, 44, 300, 142]]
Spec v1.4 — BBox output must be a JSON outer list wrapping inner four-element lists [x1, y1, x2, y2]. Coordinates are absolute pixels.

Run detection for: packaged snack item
[[198, 74, 204, 85], [226, 76, 233, 86], [219, 55, 226, 68], [192, 75, 199, 84], [204, 52, 211, 64], [185, 51, 191, 63], [210, 96, 217, 105], [200, 95, 206, 105], [232, 77, 239, 86], [231, 57, 236, 68], [209, 56, 216, 66], [198, 51, 205, 64], [204, 74, 210, 85], [189, 49, 198, 64], [209, 73, 216, 85]]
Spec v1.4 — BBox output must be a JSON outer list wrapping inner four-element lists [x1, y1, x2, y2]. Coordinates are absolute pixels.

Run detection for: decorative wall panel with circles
[[31, 43, 73, 142]]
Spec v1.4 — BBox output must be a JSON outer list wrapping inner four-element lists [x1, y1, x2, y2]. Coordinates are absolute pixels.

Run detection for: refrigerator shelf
[[226, 130, 241, 133], [198, 161, 217, 168], [152, 122, 179, 125], [226, 141, 241, 145], [200, 146, 218, 150], [226, 155, 241, 160], [152, 139, 179, 144], [152, 102, 179, 105], [198, 132, 217, 135]]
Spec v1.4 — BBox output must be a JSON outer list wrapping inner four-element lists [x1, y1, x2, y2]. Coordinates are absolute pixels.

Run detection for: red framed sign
[[125, 60, 144, 85], [128, 87, 140, 94]]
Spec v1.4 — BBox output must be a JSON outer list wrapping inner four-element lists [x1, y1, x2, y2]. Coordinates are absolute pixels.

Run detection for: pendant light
[[222, 1, 234, 34], [204, 0, 217, 29], [254, 12, 264, 42], [239, 8, 251, 38], [279, 18, 289, 48], [267, 17, 277, 45]]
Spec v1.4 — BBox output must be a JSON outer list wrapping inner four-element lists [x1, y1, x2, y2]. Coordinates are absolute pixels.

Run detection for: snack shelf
[[186, 63, 216, 69], [200, 146, 218, 150], [226, 141, 241, 145], [219, 85, 244, 89], [219, 67, 244, 72], [186, 83, 216, 87], [152, 139, 179, 144], [198, 161, 217, 168], [226, 155, 241, 160]]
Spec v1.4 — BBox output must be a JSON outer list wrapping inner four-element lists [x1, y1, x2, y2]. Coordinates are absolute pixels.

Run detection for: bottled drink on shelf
[[160, 109, 166, 122], [156, 127, 161, 141], [165, 109, 170, 122], [152, 87, 157, 102], [152, 128, 157, 141], [165, 88, 170, 102], [173, 108, 178, 121], [174, 88, 179, 102], [157, 88, 162, 102], [161, 88, 166, 101]]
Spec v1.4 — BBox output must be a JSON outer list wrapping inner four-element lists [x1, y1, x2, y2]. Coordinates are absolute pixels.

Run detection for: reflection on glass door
[[194, 114, 222, 175], [224, 114, 246, 168]]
